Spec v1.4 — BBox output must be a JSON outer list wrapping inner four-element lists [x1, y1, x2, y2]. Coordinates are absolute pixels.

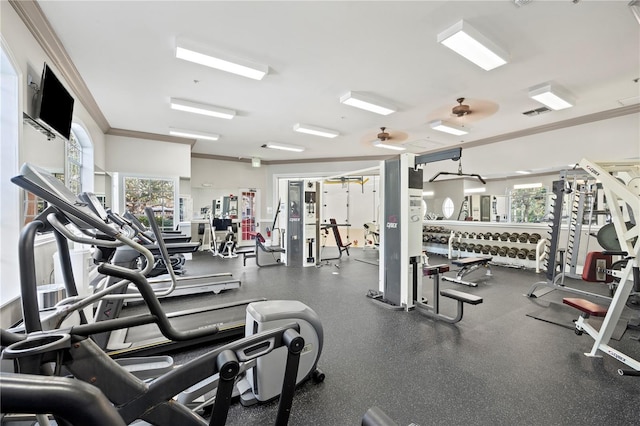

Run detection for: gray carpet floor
[[145, 248, 640, 425]]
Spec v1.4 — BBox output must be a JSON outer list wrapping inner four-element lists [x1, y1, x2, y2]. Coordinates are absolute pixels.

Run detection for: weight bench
[[241, 232, 285, 267], [442, 256, 492, 287], [319, 218, 351, 264], [415, 264, 484, 324]]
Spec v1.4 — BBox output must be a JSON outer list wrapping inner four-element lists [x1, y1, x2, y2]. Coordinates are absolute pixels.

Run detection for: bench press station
[[442, 256, 493, 287]]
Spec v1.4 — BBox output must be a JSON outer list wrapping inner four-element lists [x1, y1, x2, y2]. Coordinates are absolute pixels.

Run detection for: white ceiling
[[36, 1, 639, 168]]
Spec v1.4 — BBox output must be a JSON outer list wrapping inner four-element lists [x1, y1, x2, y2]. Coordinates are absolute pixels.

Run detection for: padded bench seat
[[563, 297, 608, 317], [440, 288, 483, 305], [451, 256, 492, 266]]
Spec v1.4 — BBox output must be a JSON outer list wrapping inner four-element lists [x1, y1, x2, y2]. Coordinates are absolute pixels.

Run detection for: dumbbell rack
[[422, 226, 547, 271]]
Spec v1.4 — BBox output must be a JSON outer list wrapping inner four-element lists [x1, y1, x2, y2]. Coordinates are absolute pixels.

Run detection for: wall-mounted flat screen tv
[[34, 63, 74, 140]]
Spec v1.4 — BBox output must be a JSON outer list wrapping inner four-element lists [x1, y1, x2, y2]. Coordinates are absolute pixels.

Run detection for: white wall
[[105, 135, 191, 177]]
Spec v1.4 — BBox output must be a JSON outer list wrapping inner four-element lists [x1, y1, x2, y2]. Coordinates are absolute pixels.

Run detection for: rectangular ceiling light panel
[[514, 182, 542, 189], [372, 140, 406, 151], [464, 187, 486, 194], [340, 91, 396, 115], [437, 20, 508, 71], [429, 120, 468, 136], [293, 123, 339, 138], [170, 98, 236, 119], [169, 128, 220, 141], [528, 84, 574, 110], [175, 40, 268, 80], [264, 142, 305, 152]]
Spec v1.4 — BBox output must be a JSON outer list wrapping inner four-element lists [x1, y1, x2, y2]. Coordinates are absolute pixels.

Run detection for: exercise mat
[[526, 301, 627, 340]]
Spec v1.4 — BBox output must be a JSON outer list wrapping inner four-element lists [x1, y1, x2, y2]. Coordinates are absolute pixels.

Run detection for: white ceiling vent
[[522, 106, 551, 117]]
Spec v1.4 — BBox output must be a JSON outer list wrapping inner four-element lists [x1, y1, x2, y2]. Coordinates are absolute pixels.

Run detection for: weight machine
[[561, 159, 640, 376], [369, 149, 484, 322]]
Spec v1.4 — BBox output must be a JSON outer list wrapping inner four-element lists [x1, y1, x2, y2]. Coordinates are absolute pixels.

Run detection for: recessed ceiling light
[[515, 170, 531, 174], [262, 142, 305, 152], [422, 191, 434, 196], [169, 128, 220, 141], [528, 83, 574, 110], [437, 20, 508, 71], [339, 92, 396, 115], [372, 140, 406, 151], [175, 39, 268, 80], [293, 123, 339, 138], [514, 183, 543, 189], [464, 187, 486, 194], [429, 120, 469, 136], [170, 98, 236, 119]]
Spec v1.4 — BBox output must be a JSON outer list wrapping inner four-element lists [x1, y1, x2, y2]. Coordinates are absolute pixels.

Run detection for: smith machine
[[368, 148, 483, 323]]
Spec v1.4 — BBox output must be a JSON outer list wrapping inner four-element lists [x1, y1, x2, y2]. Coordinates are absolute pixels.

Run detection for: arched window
[[66, 131, 82, 194]]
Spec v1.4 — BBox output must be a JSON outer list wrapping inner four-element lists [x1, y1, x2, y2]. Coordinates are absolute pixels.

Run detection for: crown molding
[[107, 128, 196, 146], [10, 0, 111, 133]]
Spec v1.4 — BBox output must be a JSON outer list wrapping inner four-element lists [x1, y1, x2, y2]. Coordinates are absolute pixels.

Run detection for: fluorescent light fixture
[[515, 170, 531, 175], [251, 158, 261, 168], [464, 187, 486, 194], [293, 123, 339, 138], [262, 142, 305, 152], [429, 120, 469, 136], [514, 182, 542, 189], [630, 0, 640, 25], [170, 98, 236, 119], [437, 20, 508, 71], [372, 140, 406, 151], [169, 128, 220, 141], [422, 191, 434, 196], [175, 40, 268, 80], [339, 91, 396, 115], [528, 84, 574, 110]]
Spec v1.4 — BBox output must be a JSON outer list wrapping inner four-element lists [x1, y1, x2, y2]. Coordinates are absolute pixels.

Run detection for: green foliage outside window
[[510, 187, 549, 223]]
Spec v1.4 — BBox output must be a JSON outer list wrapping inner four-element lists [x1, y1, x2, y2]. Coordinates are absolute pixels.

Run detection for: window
[[65, 131, 82, 195], [510, 187, 549, 223], [442, 197, 455, 219], [124, 176, 176, 231]]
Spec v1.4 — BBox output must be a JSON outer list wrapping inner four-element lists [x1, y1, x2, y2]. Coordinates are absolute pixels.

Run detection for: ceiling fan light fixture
[[293, 123, 339, 138], [175, 39, 268, 80], [340, 91, 397, 115], [263, 141, 305, 152], [429, 120, 469, 136], [437, 20, 508, 71], [372, 140, 406, 151], [169, 127, 220, 141], [170, 98, 236, 119], [528, 83, 574, 110]]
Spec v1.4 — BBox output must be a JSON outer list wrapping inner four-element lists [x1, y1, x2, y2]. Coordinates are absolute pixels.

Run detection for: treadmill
[[80, 193, 242, 300], [11, 163, 261, 357]]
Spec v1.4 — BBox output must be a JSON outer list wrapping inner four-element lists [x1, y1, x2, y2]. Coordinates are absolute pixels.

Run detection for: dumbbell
[[498, 246, 509, 256], [526, 250, 537, 260], [460, 242, 468, 251], [518, 233, 530, 243], [508, 233, 520, 242], [474, 245, 483, 253], [452, 241, 460, 249], [507, 247, 518, 258], [467, 243, 476, 252], [500, 232, 510, 241], [529, 233, 541, 244], [493, 232, 501, 241], [484, 232, 493, 240], [516, 248, 529, 259], [469, 232, 477, 239], [490, 246, 500, 255], [481, 245, 491, 254], [439, 236, 448, 244]]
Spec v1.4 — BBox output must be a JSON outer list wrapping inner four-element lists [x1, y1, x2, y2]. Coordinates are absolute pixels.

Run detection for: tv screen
[[34, 63, 74, 140]]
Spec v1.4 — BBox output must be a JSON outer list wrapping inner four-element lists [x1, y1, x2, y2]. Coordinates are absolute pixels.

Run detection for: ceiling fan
[[451, 97, 472, 117]]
